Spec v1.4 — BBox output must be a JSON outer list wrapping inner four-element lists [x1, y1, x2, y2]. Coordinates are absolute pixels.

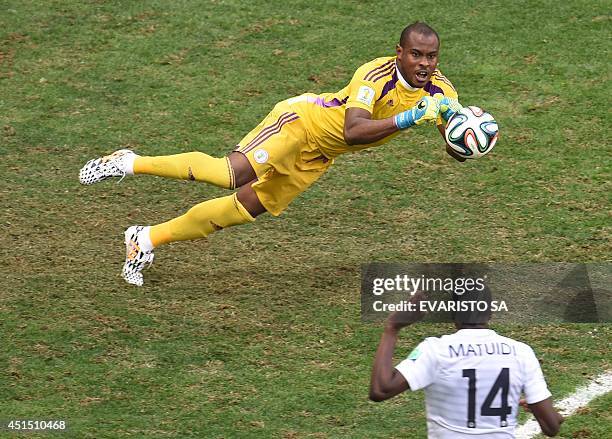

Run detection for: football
[[445, 106, 499, 159]]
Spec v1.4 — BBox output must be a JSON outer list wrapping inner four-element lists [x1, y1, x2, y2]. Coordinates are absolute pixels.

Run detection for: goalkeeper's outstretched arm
[[344, 96, 440, 146]]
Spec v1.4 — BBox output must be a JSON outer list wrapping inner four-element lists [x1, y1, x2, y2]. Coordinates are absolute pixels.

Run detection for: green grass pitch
[[1, 1, 610, 437]]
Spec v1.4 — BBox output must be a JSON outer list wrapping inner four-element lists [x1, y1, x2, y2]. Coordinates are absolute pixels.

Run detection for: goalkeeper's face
[[396, 32, 439, 88]]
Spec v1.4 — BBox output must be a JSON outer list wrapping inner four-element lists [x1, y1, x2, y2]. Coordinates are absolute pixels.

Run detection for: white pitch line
[[515, 370, 612, 439]]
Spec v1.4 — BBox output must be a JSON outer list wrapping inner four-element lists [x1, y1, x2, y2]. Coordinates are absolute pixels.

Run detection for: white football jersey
[[395, 329, 551, 438]]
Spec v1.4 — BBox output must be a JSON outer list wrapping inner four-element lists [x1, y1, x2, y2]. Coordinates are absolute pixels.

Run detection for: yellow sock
[[148, 193, 255, 247], [133, 152, 235, 189]]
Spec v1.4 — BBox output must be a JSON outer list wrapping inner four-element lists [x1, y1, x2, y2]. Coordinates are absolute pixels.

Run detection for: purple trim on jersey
[[239, 112, 299, 153], [432, 73, 457, 92], [370, 63, 396, 83], [424, 82, 444, 96], [363, 59, 394, 81], [242, 113, 300, 153], [242, 111, 291, 149], [306, 96, 348, 108], [377, 71, 398, 101]]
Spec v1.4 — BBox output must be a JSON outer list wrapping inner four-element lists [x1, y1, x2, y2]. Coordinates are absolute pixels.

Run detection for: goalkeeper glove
[[394, 95, 440, 130], [434, 93, 463, 122]]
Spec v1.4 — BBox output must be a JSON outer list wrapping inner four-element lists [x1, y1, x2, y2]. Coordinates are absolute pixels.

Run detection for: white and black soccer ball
[[445, 106, 499, 159]]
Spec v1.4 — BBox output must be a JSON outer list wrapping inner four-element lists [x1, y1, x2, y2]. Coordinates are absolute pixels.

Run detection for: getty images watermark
[[370, 273, 507, 313], [361, 263, 610, 323]]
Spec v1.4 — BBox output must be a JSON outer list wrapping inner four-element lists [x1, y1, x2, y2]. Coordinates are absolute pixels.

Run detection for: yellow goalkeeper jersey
[[287, 56, 458, 158]]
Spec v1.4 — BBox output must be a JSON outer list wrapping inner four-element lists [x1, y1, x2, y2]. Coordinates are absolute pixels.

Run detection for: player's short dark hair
[[399, 21, 439, 47], [452, 288, 493, 326], [450, 265, 492, 325]]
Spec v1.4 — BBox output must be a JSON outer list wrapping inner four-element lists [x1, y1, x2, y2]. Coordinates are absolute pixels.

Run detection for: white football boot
[[79, 149, 136, 185], [122, 226, 154, 286]]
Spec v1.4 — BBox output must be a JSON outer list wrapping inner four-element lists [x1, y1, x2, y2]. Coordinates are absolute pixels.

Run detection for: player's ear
[[396, 44, 402, 57]]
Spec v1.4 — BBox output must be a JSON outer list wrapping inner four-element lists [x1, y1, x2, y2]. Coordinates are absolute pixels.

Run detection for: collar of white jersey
[[456, 328, 496, 336], [395, 61, 419, 91]]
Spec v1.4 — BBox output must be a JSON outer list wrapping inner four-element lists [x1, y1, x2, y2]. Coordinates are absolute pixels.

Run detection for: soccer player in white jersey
[[370, 292, 563, 438]]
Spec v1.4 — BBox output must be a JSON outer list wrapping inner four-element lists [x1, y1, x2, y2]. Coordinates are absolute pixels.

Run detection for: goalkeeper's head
[[396, 21, 440, 89]]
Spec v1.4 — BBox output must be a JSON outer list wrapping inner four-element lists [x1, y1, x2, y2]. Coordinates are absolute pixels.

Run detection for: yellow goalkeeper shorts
[[234, 100, 333, 216]]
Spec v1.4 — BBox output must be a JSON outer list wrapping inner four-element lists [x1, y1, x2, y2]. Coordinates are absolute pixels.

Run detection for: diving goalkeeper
[[79, 22, 463, 286]]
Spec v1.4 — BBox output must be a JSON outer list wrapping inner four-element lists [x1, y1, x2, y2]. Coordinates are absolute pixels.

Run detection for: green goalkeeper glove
[[394, 96, 441, 130], [434, 93, 463, 122]]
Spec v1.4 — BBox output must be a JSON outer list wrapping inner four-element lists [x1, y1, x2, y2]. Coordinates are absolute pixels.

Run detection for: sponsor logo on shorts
[[254, 149, 269, 164]]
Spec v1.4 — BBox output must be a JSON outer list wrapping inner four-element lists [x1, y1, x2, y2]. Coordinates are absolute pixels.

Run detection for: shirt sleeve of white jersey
[[521, 345, 552, 404], [395, 338, 438, 391]]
